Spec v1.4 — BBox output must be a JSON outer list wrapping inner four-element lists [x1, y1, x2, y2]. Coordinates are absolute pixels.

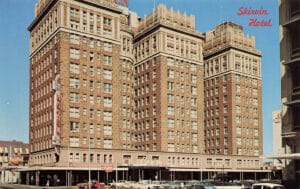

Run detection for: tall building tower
[[28, 0, 137, 166], [279, 0, 300, 187], [203, 22, 263, 156], [133, 5, 205, 153], [26, 1, 265, 186], [272, 110, 283, 167]]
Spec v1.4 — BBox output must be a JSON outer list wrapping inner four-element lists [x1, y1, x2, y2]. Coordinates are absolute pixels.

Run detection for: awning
[[168, 168, 271, 173], [16, 166, 128, 172]]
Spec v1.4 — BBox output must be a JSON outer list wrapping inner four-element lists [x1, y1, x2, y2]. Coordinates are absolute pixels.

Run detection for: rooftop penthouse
[[204, 21, 261, 57]]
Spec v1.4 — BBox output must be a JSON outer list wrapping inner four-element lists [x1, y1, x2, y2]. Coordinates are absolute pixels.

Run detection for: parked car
[[252, 183, 286, 189], [184, 180, 206, 189], [77, 180, 105, 189], [235, 180, 256, 189]]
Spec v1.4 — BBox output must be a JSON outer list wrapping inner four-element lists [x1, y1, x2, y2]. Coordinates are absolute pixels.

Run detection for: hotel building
[[279, 0, 300, 188], [203, 22, 263, 156], [0, 140, 29, 183], [133, 4, 205, 154], [24, 0, 267, 186], [28, 0, 137, 164]]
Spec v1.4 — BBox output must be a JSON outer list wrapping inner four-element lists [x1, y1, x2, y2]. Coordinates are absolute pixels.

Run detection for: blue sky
[[0, 0, 280, 156]]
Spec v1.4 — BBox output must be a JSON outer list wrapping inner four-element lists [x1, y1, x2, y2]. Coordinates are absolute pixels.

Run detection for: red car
[[77, 180, 105, 189]]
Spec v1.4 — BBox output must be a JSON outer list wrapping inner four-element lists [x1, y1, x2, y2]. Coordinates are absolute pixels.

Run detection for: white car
[[252, 183, 286, 189]]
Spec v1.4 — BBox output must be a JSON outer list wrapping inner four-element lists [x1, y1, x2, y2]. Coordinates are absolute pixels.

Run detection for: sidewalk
[[0, 183, 77, 189]]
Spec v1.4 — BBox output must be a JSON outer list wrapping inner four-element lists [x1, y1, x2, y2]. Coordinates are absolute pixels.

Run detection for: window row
[[69, 108, 112, 121], [167, 143, 198, 153], [69, 78, 112, 93]]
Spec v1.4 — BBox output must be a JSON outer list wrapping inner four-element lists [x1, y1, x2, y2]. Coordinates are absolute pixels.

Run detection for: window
[[223, 95, 227, 103], [103, 70, 112, 80], [191, 86, 197, 95], [70, 7, 79, 17], [70, 48, 80, 59], [70, 20, 79, 29], [191, 98, 197, 107], [223, 127, 228, 135], [224, 117, 228, 124], [103, 28, 112, 35], [69, 137, 79, 147], [167, 118, 174, 128], [103, 17, 111, 25], [191, 122, 197, 130], [192, 145, 198, 153], [236, 116, 241, 124], [215, 87, 219, 95], [167, 69, 174, 78], [168, 143, 174, 152], [104, 42, 112, 52], [253, 89, 258, 96], [89, 80, 94, 90], [223, 85, 227, 93], [168, 94, 174, 103], [253, 98, 258, 106], [254, 129, 258, 136], [104, 83, 112, 93], [104, 125, 112, 135], [191, 109, 197, 118], [167, 82, 174, 91], [70, 63, 79, 74], [104, 56, 112, 66], [236, 85, 241, 93], [191, 75, 197, 83], [236, 106, 241, 114], [192, 133, 197, 142], [236, 95, 241, 103], [89, 67, 94, 76], [69, 92, 79, 103], [223, 106, 228, 113], [104, 139, 112, 149], [237, 148, 242, 155], [70, 122, 79, 132], [69, 107, 79, 118], [90, 38, 95, 47], [90, 52, 94, 62], [167, 106, 174, 115], [236, 137, 241, 145], [167, 58, 174, 66], [168, 131, 174, 139], [104, 97, 112, 107], [224, 137, 228, 145], [89, 109, 94, 119], [70, 34, 80, 44], [104, 111, 112, 121]]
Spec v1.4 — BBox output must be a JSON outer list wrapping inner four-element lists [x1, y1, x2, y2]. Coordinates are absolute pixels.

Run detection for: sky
[[0, 0, 280, 156]]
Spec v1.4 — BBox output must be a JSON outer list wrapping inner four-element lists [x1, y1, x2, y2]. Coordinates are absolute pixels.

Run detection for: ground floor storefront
[[17, 167, 274, 187]]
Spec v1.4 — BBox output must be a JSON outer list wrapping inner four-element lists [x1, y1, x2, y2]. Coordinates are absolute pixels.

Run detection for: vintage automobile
[[251, 183, 286, 189], [77, 180, 105, 189]]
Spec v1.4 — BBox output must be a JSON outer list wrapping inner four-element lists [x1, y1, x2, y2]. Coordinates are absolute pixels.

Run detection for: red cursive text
[[237, 7, 268, 16], [248, 19, 272, 26]]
